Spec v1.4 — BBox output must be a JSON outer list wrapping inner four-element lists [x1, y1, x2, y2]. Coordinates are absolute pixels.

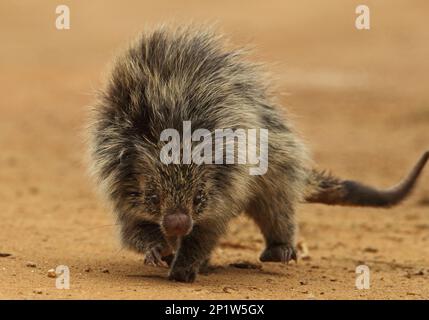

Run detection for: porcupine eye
[[144, 191, 160, 206], [148, 194, 160, 206], [142, 193, 161, 215], [193, 190, 205, 207]]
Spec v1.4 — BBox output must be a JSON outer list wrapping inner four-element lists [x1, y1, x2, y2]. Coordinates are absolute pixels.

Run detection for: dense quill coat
[[88, 26, 428, 282]]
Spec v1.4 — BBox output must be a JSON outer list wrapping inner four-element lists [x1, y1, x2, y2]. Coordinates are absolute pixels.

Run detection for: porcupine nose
[[162, 211, 193, 237]]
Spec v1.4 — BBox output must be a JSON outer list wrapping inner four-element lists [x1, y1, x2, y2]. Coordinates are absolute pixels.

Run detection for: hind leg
[[247, 198, 297, 263]]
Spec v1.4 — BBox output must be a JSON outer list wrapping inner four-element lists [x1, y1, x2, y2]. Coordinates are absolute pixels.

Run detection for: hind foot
[[259, 244, 297, 264]]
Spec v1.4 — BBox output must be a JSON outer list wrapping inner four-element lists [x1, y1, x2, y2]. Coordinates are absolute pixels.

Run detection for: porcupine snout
[[162, 209, 193, 237]]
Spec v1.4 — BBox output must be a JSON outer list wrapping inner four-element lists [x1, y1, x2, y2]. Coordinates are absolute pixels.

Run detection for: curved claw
[[144, 246, 169, 268]]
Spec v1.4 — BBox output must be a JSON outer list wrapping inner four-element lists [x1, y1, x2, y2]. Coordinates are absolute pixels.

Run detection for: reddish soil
[[0, 1, 428, 299]]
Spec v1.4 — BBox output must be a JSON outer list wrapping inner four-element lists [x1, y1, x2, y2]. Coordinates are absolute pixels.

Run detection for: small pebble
[[222, 286, 235, 293], [363, 247, 378, 253], [26, 262, 37, 268], [47, 269, 57, 278], [0, 253, 12, 258], [414, 270, 426, 276]]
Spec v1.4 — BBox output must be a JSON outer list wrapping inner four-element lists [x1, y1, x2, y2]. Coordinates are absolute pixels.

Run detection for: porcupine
[[88, 25, 428, 282]]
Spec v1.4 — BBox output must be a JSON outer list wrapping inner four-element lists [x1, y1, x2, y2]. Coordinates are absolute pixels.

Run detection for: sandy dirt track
[[0, 0, 428, 299]]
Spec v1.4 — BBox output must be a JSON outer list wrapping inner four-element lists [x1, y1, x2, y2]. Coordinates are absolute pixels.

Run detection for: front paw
[[144, 245, 172, 268], [259, 244, 297, 264], [168, 266, 197, 283]]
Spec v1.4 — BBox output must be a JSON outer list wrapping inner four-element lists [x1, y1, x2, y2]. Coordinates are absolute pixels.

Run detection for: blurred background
[[0, 0, 428, 299]]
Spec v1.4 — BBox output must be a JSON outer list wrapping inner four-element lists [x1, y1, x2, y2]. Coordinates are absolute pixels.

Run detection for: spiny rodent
[[88, 25, 428, 282]]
